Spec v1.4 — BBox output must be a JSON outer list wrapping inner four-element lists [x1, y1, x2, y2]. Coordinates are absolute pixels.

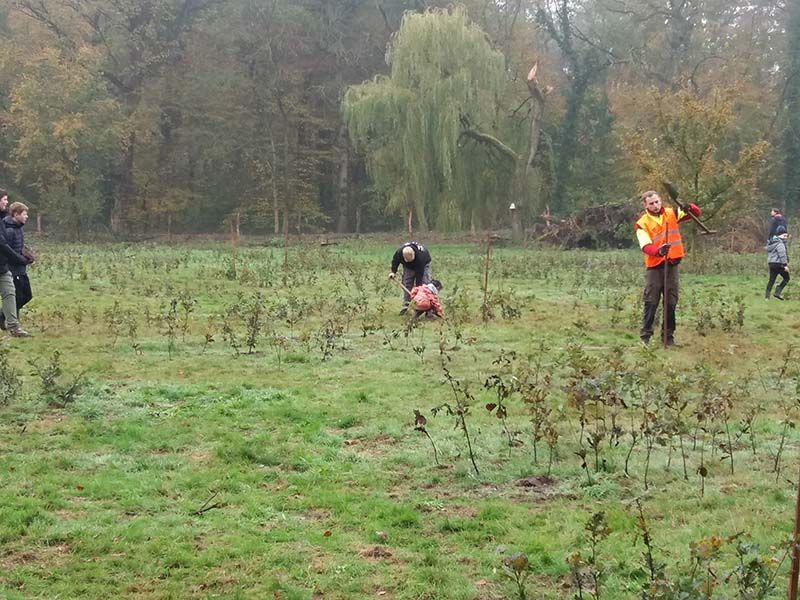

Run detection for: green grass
[[0, 238, 798, 599]]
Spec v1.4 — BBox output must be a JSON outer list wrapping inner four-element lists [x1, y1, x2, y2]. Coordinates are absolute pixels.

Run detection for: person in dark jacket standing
[[388, 242, 433, 313], [3, 202, 33, 323], [769, 209, 787, 240], [0, 192, 29, 336], [0, 189, 7, 220], [765, 225, 790, 300]]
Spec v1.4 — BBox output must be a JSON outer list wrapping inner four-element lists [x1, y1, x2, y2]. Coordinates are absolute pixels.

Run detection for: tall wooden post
[[789, 460, 800, 600]]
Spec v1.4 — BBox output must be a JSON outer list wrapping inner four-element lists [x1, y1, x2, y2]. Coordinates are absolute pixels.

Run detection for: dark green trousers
[[640, 263, 679, 343]]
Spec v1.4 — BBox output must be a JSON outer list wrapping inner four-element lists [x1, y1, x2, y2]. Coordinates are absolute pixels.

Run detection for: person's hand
[[388, 272, 396, 280], [657, 244, 671, 257], [786, 265, 790, 273], [687, 203, 701, 217]]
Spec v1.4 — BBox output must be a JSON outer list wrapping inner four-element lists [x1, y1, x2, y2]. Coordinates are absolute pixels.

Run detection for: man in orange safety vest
[[634, 190, 701, 346]]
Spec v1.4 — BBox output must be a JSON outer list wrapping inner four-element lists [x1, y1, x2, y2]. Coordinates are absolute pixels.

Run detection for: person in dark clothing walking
[[769, 209, 787, 240], [765, 225, 790, 300], [388, 242, 433, 313], [0, 188, 7, 220], [3, 202, 33, 324], [0, 192, 29, 336]]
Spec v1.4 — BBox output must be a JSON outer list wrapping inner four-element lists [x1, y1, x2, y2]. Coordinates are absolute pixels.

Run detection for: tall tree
[[11, 0, 218, 232], [783, 0, 800, 212], [344, 7, 550, 232], [623, 85, 769, 221], [536, 0, 613, 213]]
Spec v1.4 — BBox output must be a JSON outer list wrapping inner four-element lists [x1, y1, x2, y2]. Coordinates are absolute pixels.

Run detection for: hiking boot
[[774, 292, 785, 300], [399, 305, 409, 316], [8, 327, 31, 338], [0, 313, 5, 330]]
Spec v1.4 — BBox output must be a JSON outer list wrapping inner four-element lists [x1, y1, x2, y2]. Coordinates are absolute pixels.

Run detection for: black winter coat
[[391, 242, 431, 274], [769, 214, 788, 239], [0, 221, 25, 276], [3, 216, 25, 275]]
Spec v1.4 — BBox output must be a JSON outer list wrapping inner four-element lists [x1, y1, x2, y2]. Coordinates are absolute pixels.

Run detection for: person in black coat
[[0, 193, 30, 336], [769, 208, 788, 240], [388, 242, 433, 312], [3, 202, 33, 322]]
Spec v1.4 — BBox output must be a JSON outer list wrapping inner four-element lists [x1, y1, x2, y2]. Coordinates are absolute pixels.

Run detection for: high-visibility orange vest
[[635, 207, 685, 268]]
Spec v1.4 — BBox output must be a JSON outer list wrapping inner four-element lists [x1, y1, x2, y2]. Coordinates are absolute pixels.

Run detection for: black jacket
[[391, 242, 431, 274], [769, 214, 787, 239], [3, 216, 25, 275], [0, 221, 26, 276]]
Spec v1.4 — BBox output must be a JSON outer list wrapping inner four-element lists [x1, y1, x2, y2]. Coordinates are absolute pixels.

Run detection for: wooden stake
[[482, 234, 492, 323], [230, 218, 237, 279], [789, 461, 800, 600], [663, 259, 669, 349]]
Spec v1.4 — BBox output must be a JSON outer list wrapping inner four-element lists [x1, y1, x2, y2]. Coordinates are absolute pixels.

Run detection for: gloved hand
[[388, 272, 396, 280], [657, 243, 671, 256], [687, 203, 701, 217]]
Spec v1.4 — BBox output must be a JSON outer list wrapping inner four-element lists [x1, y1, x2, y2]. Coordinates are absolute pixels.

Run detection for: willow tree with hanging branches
[[343, 7, 551, 233]]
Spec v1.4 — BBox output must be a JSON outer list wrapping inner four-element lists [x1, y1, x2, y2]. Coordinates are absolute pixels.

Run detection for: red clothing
[[409, 285, 442, 317]]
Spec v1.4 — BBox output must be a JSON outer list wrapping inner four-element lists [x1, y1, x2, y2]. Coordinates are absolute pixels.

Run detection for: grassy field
[[1, 238, 799, 599]]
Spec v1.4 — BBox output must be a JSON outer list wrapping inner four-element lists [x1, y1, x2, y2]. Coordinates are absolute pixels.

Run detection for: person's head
[[9, 202, 28, 225], [431, 279, 443, 291], [776, 225, 789, 240], [772, 208, 782, 217], [0, 189, 7, 213], [641, 191, 662, 215], [402, 246, 415, 262]]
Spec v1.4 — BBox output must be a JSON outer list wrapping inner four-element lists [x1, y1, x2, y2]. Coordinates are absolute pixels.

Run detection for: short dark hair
[[0, 188, 6, 198], [641, 190, 658, 203]]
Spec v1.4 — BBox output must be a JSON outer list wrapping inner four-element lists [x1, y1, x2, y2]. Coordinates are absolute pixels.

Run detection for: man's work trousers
[[640, 263, 679, 343], [766, 263, 789, 297], [0, 271, 19, 330], [401, 264, 432, 302]]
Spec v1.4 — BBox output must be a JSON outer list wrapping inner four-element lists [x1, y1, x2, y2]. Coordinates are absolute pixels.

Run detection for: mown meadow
[[1, 237, 799, 600]]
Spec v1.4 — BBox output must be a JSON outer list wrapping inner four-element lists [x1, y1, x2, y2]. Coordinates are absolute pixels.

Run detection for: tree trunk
[[271, 135, 280, 235], [336, 125, 350, 234], [784, 0, 800, 213], [407, 208, 413, 236], [552, 76, 589, 213], [112, 129, 136, 233], [511, 206, 522, 241], [36, 214, 42, 235]]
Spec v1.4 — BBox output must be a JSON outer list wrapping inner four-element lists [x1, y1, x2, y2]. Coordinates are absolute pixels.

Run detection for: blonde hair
[[402, 246, 415, 261], [8, 202, 27, 216]]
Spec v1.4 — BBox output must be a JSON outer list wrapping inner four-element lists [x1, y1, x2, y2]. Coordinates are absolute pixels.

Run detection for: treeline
[[0, 0, 794, 236]]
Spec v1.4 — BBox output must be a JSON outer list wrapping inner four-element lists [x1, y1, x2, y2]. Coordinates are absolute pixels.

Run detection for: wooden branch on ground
[[191, 491, 224, 516]]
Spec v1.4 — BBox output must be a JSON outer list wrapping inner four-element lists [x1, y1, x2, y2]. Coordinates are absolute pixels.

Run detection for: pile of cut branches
[[534, 200, 640, 249]]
